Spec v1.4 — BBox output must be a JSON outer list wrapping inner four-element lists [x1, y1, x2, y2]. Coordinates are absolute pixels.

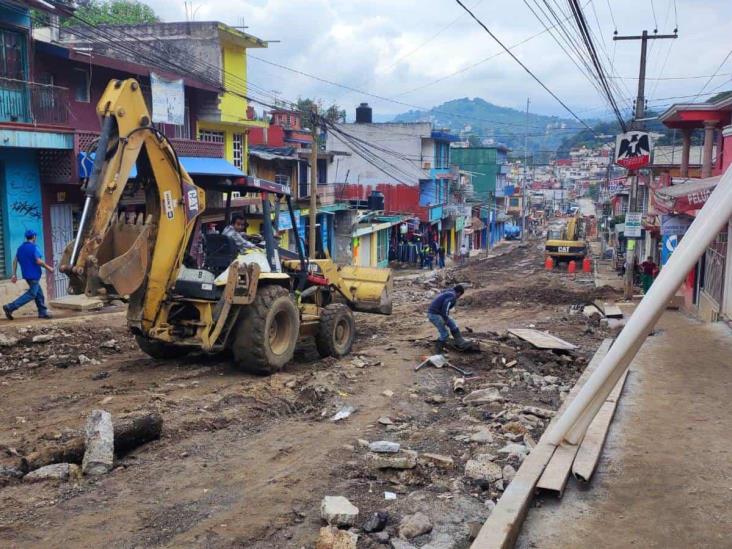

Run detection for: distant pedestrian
[[3, 230, 53, 320], [437, 245, 446, 268], [460, 243, 468, 265], [423, 245, 434, 270], [640, 256, 658, 294]]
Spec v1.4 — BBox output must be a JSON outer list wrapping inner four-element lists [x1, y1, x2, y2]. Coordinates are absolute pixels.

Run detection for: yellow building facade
[[196, 24, 268, 173]]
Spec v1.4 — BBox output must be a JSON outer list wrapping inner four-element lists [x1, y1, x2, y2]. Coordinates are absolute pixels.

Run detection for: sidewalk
[[517, 311, 732, 548]]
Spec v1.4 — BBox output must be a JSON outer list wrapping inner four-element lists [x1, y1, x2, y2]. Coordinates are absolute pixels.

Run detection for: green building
[[450, 145, 510, 200]]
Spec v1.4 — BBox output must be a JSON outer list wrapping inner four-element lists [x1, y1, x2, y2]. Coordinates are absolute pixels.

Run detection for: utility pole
[[614, 30, 677, 299], [309, 110, 319, 259], [522, 97, 530, 241]]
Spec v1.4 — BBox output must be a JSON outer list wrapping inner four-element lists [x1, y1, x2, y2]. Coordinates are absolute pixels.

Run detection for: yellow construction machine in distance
[[60, 78, 392, 374], [545, 211, 588, 262]]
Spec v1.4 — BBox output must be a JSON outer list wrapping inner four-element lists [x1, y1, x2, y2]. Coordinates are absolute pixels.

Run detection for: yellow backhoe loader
[[544, 210, 587, 262], [60, 78, 392, 374]]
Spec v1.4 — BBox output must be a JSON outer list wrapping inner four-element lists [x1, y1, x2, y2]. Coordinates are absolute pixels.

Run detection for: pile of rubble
[[0, 325, 135, 373]]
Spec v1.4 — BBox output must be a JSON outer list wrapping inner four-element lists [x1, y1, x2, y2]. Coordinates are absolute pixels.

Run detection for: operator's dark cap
[[24, 229, 37, 239], [454, 284, 465, 295]]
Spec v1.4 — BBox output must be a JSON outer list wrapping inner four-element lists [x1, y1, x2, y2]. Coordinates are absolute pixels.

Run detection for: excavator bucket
[[98, 223, 151, 295], [60, 212, 152, 298], [335, 265, 393, 315]]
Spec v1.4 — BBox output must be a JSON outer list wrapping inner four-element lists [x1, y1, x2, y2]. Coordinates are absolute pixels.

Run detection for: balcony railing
[[76, 131, 224, 159], [0, 77, 69, 126], [297, 183, 336, 205]]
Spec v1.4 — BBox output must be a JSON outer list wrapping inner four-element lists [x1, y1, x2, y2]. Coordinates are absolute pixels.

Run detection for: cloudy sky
[[146, 0, 732, 122]]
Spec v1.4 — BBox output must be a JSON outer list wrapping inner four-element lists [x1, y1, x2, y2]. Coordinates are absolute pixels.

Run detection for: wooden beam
[[470, 339, 613, 549], [572, 370, 629, 482]]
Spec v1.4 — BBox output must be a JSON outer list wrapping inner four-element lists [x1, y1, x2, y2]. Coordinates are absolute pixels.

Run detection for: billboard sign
[[615, 131, 651, 170], [150, 72, 185, 126]]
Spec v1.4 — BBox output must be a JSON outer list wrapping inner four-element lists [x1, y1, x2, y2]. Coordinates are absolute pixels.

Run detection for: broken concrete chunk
[[31, 334, 55, 343], [390, 539, 416, 549], [420, 453, 455, 469], [0, 334, 18, 347], [82, 409, 114, 476], [469, 428, 494, 443], [369, 441, 400, 453], [100, 339, 117, 349], [463, 388, 503, 406], [464, 454, 502, 482], [320, 495, 359, 527], [522, 406, 555, 418], [378, 416, 395, 425], [315, 526, 358, 549], [368, 449, 418, 470], [503, 464, 517, 483], [498, 443, 528, 457], [24, 463, 80, 482], [399, 511, 433, 539]]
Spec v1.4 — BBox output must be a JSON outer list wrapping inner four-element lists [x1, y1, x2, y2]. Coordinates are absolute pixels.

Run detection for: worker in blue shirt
[[427, 284, 465, 353], [3, 230, 54, 320]]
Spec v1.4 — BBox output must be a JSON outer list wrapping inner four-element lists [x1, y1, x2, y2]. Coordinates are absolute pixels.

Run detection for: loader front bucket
[[336, 265, 393, 315]]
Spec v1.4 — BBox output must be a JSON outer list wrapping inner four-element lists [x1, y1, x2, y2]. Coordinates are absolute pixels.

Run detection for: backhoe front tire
[[135, 335, 188, 360], [232, 285, 300, 375], [316, 303, 355, 358]]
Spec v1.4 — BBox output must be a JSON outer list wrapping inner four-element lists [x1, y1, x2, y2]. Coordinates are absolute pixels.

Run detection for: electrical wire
[[453, 0, 595, 133]]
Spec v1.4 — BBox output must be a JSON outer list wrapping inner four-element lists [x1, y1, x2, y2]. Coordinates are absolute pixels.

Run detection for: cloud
[[145, 0, 732, 120]]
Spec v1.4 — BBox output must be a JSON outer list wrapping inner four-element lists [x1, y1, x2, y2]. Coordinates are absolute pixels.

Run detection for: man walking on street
[[437, 245, 446, 269], [3, 230, 53, 320], [460, 243, 468, 265], [427, 284, 465, 353]]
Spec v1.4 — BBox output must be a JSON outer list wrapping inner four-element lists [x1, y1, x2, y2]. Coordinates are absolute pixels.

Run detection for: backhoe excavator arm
[[61, 79, 206, 332]]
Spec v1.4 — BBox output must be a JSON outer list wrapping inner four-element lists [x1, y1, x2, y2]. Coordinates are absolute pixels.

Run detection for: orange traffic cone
[[582, 257, 592, 273], [568, 260, 576, 274], [545, 256, 554, 270]]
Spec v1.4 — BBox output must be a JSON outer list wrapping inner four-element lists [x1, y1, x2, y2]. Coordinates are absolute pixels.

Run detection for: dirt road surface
[[0, 241, 619, 548]]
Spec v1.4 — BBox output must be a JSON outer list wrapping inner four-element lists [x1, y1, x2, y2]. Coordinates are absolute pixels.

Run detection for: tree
[[62, 0, 159, 26], [296, 98, 346, 129]]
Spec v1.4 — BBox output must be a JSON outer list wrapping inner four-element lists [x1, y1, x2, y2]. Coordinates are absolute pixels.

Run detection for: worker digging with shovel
[[427, 284, 472, 354]]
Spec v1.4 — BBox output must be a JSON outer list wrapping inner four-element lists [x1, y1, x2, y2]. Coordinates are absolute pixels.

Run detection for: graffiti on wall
[[10, 200, 41, 219]]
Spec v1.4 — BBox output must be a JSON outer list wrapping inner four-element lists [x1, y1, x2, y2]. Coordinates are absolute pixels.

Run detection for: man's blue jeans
[[428, 313, 457, 342], [7, 279, 48, 317]]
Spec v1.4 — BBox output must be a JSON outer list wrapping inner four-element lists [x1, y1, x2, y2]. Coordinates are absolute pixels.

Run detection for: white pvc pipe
[[548, 165, 732, 446]]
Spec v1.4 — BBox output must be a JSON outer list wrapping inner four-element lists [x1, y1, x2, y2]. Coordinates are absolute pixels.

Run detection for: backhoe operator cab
[[60, 79, 392, 374]]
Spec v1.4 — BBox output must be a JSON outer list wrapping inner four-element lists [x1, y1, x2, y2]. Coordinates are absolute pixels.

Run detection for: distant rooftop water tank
[[368, 190, 384, 211], [356, 102, 372, 124]]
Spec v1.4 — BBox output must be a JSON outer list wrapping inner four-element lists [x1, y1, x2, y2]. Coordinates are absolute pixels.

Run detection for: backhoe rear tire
[[316, 303, 355, 358], [232, 285, 300, 375], [135, 335, 188, 360]]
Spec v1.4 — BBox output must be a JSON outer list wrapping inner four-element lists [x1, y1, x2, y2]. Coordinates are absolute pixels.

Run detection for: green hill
[[391, 97, 595, 159]]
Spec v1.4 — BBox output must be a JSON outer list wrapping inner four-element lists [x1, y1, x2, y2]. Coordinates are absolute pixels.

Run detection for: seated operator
[[222, 214, 259, 253]]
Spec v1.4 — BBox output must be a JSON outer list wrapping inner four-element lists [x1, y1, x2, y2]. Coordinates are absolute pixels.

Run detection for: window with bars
[[232, 133, 243, 168], [199, 130, 225, 144], [0, 28, 25, 80]]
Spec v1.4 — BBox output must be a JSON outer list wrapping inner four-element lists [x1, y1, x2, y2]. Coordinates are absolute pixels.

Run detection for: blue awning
[[78, 153, 243, 180], [179, 156, 244, 177]]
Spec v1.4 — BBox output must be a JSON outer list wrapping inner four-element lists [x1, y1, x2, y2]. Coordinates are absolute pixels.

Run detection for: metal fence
[[0, 77, 69, 126], [702, 237, 727, 307]]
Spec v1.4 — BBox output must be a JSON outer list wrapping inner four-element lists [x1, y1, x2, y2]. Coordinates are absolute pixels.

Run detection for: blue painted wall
[[0, 149, 44, 274], [0, 5, 31, 28]]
